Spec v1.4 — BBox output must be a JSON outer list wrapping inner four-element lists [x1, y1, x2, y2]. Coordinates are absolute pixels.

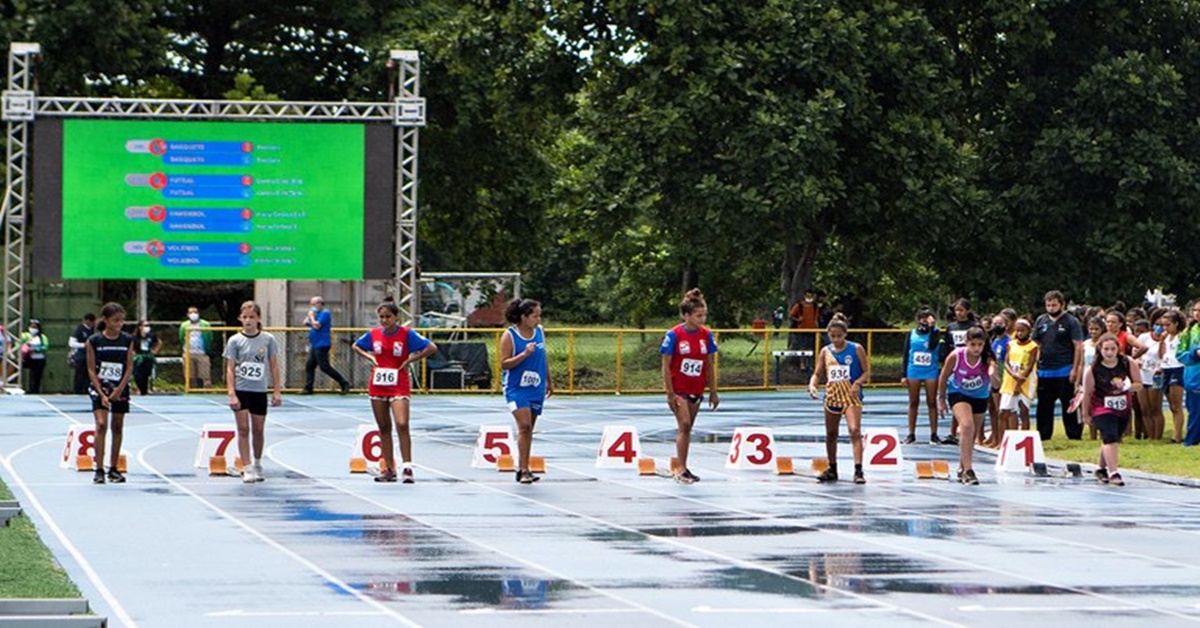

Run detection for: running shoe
[[940, 435, 959, 446], [961, 469, 979, 485], [1094, 468, 1109, 484], [253, 463, 265, 482], [340, 382, 351, 395], [680, 469, 701, 483], [242, 468, 257, 484], [401, 467, 414, 484], [816, 467, 838, 483], [673, 472, 695, 485], [853, 469, 866, 484], [93, 469, 106, 485], [518, 470, 536, 485], [374, 470, 397, 483], [929, 435, 941, 445], [106, 468, 126, 484], [1108, 473, 1125, 487], [903, 434, 916, 445]]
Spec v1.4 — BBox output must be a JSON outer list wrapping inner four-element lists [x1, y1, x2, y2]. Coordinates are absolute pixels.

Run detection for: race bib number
[[680, 358, 704, 377], [828, 365, 851, 382], [98, 361, 124, 382], [951, 330, 967, 346], [913, 351, 933, 367], [236, 362, 264, 381], [520, 370, 542, 387], [1104, 395, 1128, 411], [960, 376, 985, 391], [372, 367, 399, 387]]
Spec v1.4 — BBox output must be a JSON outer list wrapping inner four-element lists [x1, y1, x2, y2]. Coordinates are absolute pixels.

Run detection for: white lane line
[[133, 438, 423, 628], [958, 604, 1137, 612], [206, 610, 387, 617], [261, 406, 961, 627], [692, 606, 892, 614], [0, 437, 140, 628]]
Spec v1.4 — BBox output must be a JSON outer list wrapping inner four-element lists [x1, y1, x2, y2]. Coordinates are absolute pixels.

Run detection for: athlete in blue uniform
[[501, 298, 552, 484]]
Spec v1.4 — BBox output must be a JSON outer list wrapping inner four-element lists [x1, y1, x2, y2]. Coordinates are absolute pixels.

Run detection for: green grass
[[1042, 435, 1200, 479], [0, 478, 81, 598]]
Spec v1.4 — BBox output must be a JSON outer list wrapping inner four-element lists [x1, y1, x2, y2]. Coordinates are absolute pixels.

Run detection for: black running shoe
[[681, 469, 700, 483], [853, 469, 866, 484], [401, 468, 414, 484], [816, 467, 838, 483], [961, 469, 979, 485], [903, 434, 916, 445], [106, 468, 126, 484], [1094, 468, 1109, 484], [374, 471, 397, 483], [1108, 473, 1125, 487], [93, 470, 106, 485], [518, 470, 535, 484], [940, 435, 959, 446]]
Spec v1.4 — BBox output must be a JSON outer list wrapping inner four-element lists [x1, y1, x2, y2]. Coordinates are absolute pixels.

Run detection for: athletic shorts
[[89, 384, 130, 414], [1161, 367, 1184, 391], [507, 398, 544, 417], [948, 393, 988, 415], [1092, 412, 1129, 445], [234, 390, 268, 416], [678, 393, 703, 405], [999, 392, 1032, 412]]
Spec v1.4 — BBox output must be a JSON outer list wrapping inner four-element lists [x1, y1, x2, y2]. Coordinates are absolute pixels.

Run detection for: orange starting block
[[932, 460, 951, 480], [775, 457, 795, 475], [637, 458, 657, 475], [669, 457, 682, 474], [496, 454, 515, 472], [811, 457, 830, 474], [350, 457, 368, 473], [530, 456, 546, 474], [208, 456, 228, 476]]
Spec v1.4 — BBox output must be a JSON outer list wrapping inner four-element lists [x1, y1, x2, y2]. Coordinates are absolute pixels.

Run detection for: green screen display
[[59, 119, 366, 279]]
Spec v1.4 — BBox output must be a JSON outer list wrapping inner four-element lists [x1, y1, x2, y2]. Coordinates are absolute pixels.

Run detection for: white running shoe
[[253, 463, 265, 482], [242, 468, 257, 483]]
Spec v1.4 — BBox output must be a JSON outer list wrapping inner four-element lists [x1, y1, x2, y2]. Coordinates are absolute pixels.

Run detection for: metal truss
[[392, 50, 421, 325], [2, 43, 38, 386]]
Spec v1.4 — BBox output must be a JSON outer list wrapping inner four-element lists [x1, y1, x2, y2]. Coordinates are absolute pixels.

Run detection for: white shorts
[[999, 392, 1032, 412]]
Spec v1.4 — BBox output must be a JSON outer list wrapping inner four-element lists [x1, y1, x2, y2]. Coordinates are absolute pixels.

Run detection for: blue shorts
[[1161, 367, 1184, 391], [507, 397, 544, 417]]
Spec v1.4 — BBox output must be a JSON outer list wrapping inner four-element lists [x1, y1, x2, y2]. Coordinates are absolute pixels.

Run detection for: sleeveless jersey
[[1089, 357, 1133, 417], [355, 326, 431, 397], [503, 326, 548, 402], [660, 324, 718, 395], [1000, 338, 1037, 396], [905, 329, 939, 380], [87, 331, 134, 399], [822, 341, 863, 409], [946, 348, 989, 399]]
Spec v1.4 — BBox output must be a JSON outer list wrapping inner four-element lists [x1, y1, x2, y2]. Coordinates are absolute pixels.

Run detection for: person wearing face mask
[[900, 308, 941, 445], [178, 306, 213, 388], [1032, 290, 1085, 440], [1135, 317, 1165, 440], [132, 320, 162, 395], [19, 319, 49, 393], [68, 312, 96, 394]]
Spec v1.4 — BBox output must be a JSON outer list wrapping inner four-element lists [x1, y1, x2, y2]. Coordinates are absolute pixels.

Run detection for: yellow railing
[[173, 326, 912, 394]]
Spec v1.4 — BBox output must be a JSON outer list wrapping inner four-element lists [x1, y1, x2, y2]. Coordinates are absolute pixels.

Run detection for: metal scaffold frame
[[2, 43, 426, 386]]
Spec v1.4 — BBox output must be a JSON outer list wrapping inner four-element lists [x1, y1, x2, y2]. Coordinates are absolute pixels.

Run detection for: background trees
[[6, 0, 1200, 324]]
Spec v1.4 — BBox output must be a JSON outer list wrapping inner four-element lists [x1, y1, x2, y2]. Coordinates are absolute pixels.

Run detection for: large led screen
[[33, 118, 395, 279]]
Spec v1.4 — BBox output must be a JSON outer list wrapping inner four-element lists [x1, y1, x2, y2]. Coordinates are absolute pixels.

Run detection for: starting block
[[208, 456, 229, 476], [350, 457, 368, 473], [637, 458, 657, 476], [775, 457, 795, 475], [914, 461, 934, 479], [76, 455, 95, 472], [811, 457, 830, 474], [530, 456, 546, 474], [1065, 463, 1083, 478], [670, 457, 682, 474], [496, 454, 515, 472], [931, 460, 951, 480], [1031, 462, 1050, 477]]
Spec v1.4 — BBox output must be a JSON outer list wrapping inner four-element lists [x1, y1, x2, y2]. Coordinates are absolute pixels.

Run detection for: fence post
[[761, 329, 771, 389], [713, 330, 721, 389], [615, 330, 623, 393], [568, 329, 576, 394], [866, 330, 874, 384]]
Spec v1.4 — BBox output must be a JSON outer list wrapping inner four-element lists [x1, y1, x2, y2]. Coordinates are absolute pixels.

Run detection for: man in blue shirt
[[302, 296, 350, 394]]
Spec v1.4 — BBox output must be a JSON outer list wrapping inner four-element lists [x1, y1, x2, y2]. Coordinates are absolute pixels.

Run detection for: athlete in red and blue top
[[352, 300, 438, 484], [660, 289, 719, 484]]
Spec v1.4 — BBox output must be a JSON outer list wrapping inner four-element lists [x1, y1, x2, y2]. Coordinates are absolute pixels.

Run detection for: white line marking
[[958, 605, 1137, 612], [692, 605, 891, 614], [206, 610, 387, 617]]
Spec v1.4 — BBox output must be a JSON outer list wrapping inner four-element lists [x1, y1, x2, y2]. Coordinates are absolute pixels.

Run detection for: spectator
[[1033, 290, 1085, 440], [68, 313, 96, 394], [178, 306, 213, 388], [19, 319, 48, 393], [133, 320, 162, 395], [302, 296, 350, 394]]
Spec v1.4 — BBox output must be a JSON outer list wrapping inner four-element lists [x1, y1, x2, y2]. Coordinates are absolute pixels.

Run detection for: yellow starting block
[[208, 456, 228, 476], [496, 454, 515, 472], [811, 457, 830, 474], [669, 457, 682, 474], [932, 460, 952, 480], [350, 457, 368, 473], [915, 461, 934, 479], [530, 456, 546, 474]]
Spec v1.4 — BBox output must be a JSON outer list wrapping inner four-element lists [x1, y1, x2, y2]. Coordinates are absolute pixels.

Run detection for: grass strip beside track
[[0, 477, 80, 598], [1043, 436, 1200, 479]]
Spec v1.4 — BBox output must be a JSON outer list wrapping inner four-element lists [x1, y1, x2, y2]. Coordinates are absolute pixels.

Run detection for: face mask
[[917, 324, 932, 334], [188, 313, 199, 323], [29, 329, 38, 336], [1154, 325, 1164, 335], [142, 326, 152, 334]]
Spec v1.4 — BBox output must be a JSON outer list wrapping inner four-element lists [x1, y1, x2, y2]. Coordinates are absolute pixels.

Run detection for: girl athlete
[[501, 298, 552, 484], [900, 308, 940, 445], [986, 312, 1014, 446], [1177, 301, 1200, 447], [1159, 309, 1187, 442], [352, 300, 438, 483], [1135, 318, 1165, 440], [808, 317, 870, 484], [939, 298, 978, 445], [1080, 333, 1141, 485], [937, 326, 993, 485], [223, 301, 282, 483], [86, 303, 135, 484], [660, 289, 719, 484], [998, 318, 1039, 445]]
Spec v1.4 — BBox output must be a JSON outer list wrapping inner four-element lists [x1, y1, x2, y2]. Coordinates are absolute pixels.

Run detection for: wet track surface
[[2, 391, 1199, 627]]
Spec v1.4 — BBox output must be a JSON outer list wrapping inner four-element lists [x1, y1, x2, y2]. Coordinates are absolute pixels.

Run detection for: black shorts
[[948, 393, 988, 415], [234, 390, 269, 416], [678, 393, 704, 405], [89, 384, 130, 414], [1092, 413, 1129, 445]]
